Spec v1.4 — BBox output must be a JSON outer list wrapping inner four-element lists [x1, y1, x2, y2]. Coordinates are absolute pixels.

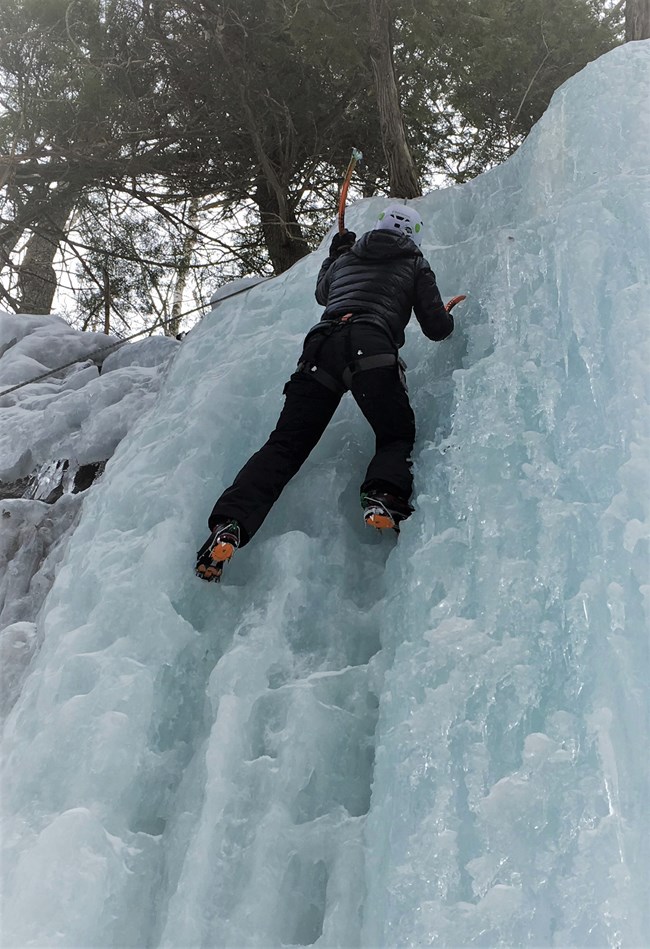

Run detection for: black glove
[[329, 230, 356, 257]]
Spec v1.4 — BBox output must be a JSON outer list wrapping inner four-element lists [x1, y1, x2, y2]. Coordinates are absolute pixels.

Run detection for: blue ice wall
[[1, 42, 649, 948]]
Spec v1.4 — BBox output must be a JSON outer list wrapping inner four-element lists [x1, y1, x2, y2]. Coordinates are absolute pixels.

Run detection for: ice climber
[[196, 203, 460, 581]]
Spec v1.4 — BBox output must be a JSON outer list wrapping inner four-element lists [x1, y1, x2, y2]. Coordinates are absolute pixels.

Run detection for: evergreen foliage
[[0, 0, 621, 329]]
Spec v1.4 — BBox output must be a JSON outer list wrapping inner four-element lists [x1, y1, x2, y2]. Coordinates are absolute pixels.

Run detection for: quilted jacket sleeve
[[413, 259, 454, 341], [315, 256, 337, 305]]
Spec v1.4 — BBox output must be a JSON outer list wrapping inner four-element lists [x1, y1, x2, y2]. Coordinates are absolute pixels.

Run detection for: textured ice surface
[[0, 313, 179, 481], [1, 43, 649, 948], [0, 317, 179, 722]]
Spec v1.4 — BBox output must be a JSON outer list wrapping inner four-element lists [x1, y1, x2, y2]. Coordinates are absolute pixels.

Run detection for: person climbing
[[196, 203, 461, 581]]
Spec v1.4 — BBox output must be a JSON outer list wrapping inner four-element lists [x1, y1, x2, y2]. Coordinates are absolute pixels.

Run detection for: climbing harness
[[296, 313, 404, 396]]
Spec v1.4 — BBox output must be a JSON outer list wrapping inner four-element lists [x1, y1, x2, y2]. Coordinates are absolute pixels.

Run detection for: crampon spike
[[364, 506, 398, 531]]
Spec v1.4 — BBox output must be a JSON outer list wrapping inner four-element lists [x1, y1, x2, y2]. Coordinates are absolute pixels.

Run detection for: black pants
[[209, 324, 416, 545]]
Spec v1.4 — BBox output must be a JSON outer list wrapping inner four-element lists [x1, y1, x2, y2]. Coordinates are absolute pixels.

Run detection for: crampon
[[361, 491, 411, 534], [195, 521, 241, 582]]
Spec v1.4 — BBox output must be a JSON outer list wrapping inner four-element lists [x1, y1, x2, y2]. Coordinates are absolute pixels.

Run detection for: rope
[[0, 276, 271, 399]]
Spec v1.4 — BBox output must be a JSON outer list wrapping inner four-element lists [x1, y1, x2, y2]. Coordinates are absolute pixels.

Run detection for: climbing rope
[[0, 277, 271, 399]]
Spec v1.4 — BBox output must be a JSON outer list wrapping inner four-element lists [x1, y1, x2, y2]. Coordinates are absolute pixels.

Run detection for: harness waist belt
[[305, 313, 396, 346], [297, 352, 399, 395]]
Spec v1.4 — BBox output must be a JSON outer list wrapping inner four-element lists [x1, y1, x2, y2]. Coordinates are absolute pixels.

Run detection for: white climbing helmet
[[374, 203, 423, 247]]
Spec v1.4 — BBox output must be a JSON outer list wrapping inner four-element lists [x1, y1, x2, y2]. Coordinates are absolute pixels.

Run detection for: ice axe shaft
[[338, 148, 363, 234]]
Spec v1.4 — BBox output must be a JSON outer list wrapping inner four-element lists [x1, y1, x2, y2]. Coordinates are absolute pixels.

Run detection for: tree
[[408, 0, 619, 181], [0, 0, 622, 324], [0, 0, 175, 310], [143, 0, 387, 274]]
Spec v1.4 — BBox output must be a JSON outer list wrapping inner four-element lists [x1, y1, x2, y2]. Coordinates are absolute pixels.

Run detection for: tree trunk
[[168, 198, 199, 337], [626, 0, 650, 39], [103, 267, 111, 334], [17, 189, 77, 314], [254, 177, 310, 275], [1, 183, 54, 310], [368, 0, 421, 199]]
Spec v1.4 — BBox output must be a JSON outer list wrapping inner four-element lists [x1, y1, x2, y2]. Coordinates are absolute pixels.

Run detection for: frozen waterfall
[[1, 42, 649, 948]]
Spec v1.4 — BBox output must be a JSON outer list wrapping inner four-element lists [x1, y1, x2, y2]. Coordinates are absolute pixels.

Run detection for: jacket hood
[[351, 229, 422, 260]]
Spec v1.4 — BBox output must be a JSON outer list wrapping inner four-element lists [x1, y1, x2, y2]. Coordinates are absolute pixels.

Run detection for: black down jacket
[[315, 229, 453, 348]]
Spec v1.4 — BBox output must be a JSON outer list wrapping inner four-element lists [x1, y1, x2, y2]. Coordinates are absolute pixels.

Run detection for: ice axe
[[445, 294, 466, 313], [338, 148, 363, 234]]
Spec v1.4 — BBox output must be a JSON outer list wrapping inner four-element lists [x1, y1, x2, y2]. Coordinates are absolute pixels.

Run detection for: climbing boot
[[195, 520, 241, 582], [361, 491, 412, 533]]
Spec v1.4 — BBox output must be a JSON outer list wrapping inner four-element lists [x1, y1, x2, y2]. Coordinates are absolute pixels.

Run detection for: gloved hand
[[329, 230, 356, 257], [445, 294, 466, 313]]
